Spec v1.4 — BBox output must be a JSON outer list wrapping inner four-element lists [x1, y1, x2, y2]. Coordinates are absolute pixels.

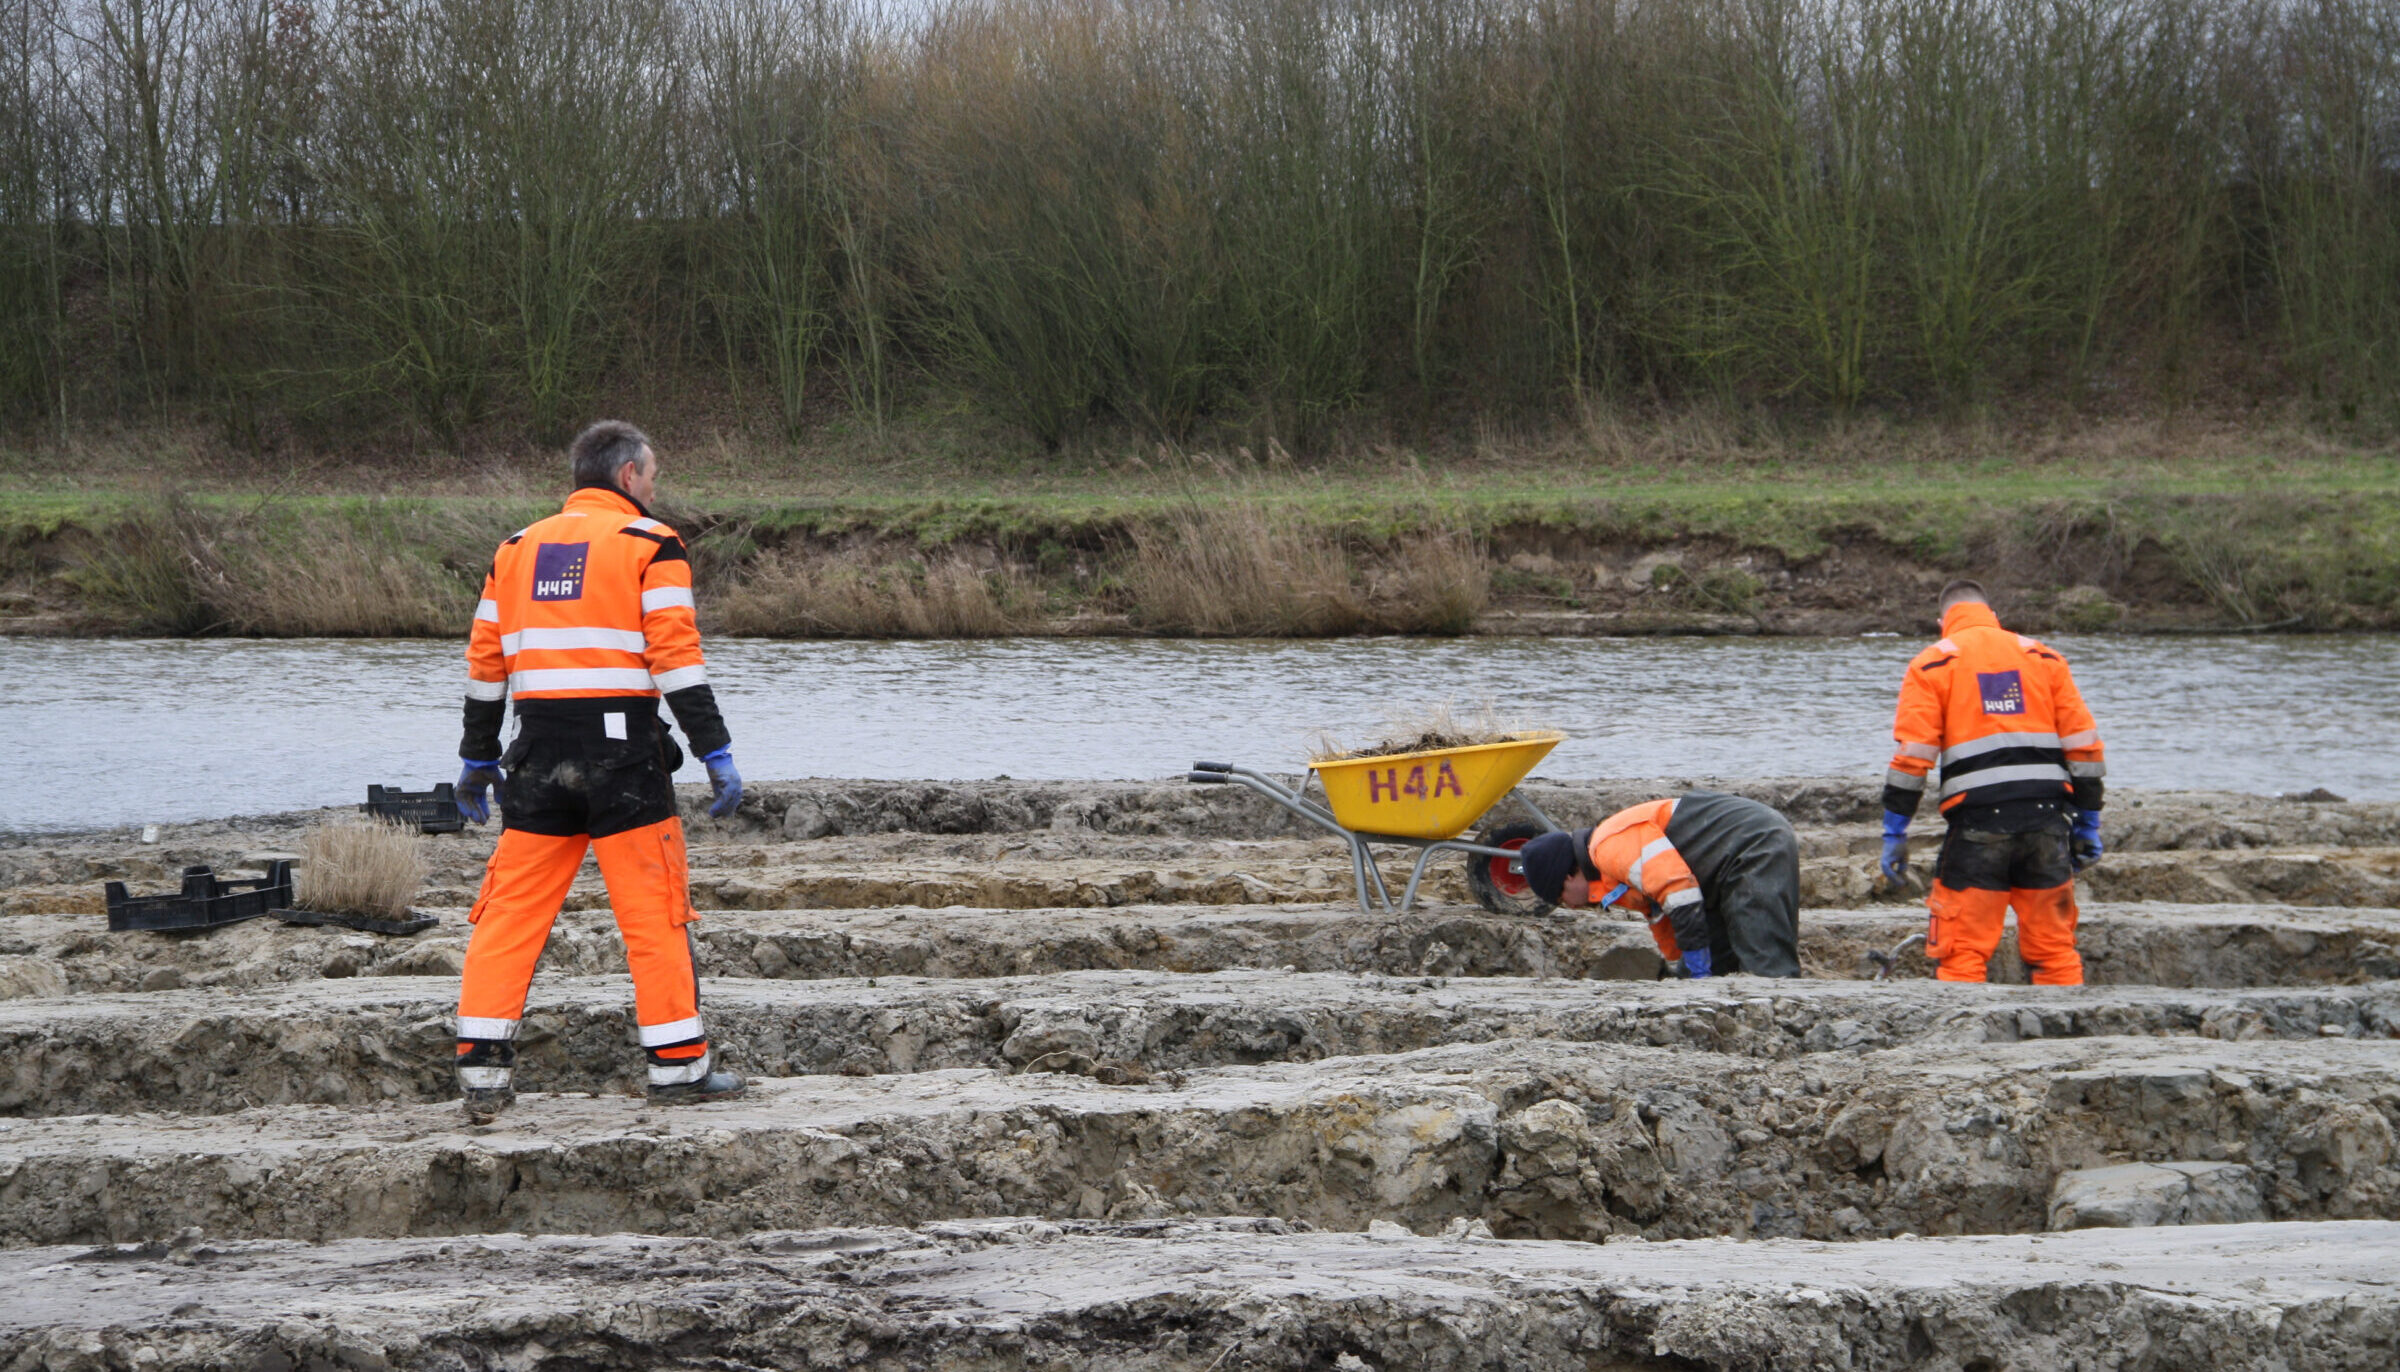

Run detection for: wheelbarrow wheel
[[1466, 820, 1555, 917]]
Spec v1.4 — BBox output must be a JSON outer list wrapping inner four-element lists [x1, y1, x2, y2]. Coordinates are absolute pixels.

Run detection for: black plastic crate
[[106, 862, 293, 933], [362, 783, 464, 835]]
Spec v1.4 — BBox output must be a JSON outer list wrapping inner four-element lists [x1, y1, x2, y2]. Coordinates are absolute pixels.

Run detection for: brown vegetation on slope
[[714, 550, 1038, 637]]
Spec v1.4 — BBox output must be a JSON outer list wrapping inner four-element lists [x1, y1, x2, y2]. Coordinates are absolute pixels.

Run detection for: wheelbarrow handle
[[1186, 770, 1231, 785], [1190, 760, 1234, 773]]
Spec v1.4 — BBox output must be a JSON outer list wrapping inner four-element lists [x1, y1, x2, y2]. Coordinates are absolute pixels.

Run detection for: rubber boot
[[649, 1066, 746, 1105], [457, 1042, 516, 1123]]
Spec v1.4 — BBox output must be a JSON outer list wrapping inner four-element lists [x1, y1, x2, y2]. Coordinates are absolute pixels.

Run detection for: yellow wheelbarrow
[[1186, 731, 1566, 915]]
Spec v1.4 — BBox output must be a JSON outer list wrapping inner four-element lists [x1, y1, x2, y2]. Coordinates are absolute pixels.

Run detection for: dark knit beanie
[[1518, 829, 1583, 905]]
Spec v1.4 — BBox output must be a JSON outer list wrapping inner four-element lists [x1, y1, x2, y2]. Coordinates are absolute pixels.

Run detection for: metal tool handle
[[1186, 770, 1231, 784], [1190, 760, 1234, 773]]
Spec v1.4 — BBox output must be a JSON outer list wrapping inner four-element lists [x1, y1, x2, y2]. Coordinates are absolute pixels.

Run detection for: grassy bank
[[5, 424, 2396, 638]]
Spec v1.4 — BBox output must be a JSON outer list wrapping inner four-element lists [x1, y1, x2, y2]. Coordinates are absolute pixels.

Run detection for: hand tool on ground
[[1868, 932, 1928, 981]]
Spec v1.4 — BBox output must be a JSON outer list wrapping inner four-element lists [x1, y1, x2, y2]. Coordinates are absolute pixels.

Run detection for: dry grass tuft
[[716, 548, 1036, 636], [1364, 527, 1489, 633], [1129, 504, 1488, 636], [296, 818, 427, 919], [203, 523, 464, 636], [64, 498, 478, 636], [1127, 506, 1365, 635]]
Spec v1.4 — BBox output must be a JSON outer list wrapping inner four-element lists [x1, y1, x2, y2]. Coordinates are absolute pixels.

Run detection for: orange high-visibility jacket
[[461, 486, 725, 758], [1885, 601, 2103, 818], [1584, 799, 1702, 961]]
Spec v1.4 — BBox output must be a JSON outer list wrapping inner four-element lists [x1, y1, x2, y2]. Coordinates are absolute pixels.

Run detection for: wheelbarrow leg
[[1353, 836, 1395, 913], [1511, 790, 1562, 834], [1399, 838, 1499, 914], [1400, 843, 1449, 914]]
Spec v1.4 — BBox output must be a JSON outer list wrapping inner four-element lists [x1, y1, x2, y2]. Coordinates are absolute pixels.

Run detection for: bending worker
[[1518, 792, 1802, 978], [1880, 579, 2106, 985], [449, 420, 747, 1120]]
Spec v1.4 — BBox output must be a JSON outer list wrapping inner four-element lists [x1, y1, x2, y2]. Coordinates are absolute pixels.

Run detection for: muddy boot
[[458, 1042, 515, 1123], [649, 1065, 746, 1106]]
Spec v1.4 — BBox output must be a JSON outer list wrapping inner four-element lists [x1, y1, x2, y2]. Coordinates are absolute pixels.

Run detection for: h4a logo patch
[[531, 542, 590, 601], [1977, 669, 2026, 715]]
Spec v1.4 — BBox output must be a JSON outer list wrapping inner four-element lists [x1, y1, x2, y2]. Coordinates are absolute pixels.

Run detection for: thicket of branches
[[3, 0, 2397, 452]]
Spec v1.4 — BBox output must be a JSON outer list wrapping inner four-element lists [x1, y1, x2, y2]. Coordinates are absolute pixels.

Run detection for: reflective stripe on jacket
[[1585, 798, 1703, 960], [1886, 602, 2104, 815], [465, 487, 707, 705]]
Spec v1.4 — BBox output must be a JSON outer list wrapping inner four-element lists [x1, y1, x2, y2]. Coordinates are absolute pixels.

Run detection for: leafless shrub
[[716, 547, 1035, 636], [296, 818, 426, 920]]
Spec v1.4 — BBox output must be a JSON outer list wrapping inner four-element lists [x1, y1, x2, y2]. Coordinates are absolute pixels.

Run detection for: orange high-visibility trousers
[[1927, 879, 2082, 985], [456, 817, 708, 1090]]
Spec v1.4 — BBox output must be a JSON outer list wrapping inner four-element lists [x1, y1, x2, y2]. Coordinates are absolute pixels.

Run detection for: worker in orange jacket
[[1517, 792, 1802, 978], [449, 419, 746, 1120], [1881, 579, 2106, 984]]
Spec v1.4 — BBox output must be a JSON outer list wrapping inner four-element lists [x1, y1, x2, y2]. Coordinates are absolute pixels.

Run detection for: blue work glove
[[703, 747, 743, 819], [1879, 811, 1912, 885], [1680, 946, 1713, 979], [456, 760, 503, 824], [2071, 809, 2103, 870]]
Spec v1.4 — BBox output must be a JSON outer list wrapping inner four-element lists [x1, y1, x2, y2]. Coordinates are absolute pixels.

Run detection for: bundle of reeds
[[295, 819, 427, 921]]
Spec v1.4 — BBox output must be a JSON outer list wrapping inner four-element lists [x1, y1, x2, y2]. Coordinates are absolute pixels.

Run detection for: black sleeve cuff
[[665, 683, 731, 757], [1881, 785, 1925, 819], [461, 698, 506, 761], [2072, 777, 2105, 812], [1668, 903, 1712, 958]]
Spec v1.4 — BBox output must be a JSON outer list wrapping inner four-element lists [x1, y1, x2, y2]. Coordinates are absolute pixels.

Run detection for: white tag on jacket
[[604, 712, 627, 740]]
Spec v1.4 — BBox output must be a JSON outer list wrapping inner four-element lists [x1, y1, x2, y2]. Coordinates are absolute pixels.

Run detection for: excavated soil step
[[6, 901, 2397, 995], [19, 841, 2400, 918], [684, 845, 2400, 913], [2, 973, 2393, 1117], [0, 1036, 2393, 1248], [6, 1219, 2396, 1371], [12, 776, 2391, 859], [11, 776, 2400, 921]]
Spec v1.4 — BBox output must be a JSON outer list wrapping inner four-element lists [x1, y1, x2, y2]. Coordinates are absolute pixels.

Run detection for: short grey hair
[[569, 420, 652, 489], [1938, 578, 1989, 610]]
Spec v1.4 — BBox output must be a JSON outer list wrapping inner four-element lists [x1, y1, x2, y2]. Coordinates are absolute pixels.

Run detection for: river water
[[2, 634, 2393, 832]]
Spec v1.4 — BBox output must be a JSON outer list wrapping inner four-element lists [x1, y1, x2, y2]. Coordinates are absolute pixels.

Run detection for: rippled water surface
[[3, 633, 2394, 831]]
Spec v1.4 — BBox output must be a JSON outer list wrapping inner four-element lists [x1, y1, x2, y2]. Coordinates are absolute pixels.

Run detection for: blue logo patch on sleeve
[[531, 542, 589, 601], [1977, 669, 2026, 715]]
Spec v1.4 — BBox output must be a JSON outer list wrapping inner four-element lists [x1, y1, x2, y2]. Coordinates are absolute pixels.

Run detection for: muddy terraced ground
[[2, 776, 2398, 1369]]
